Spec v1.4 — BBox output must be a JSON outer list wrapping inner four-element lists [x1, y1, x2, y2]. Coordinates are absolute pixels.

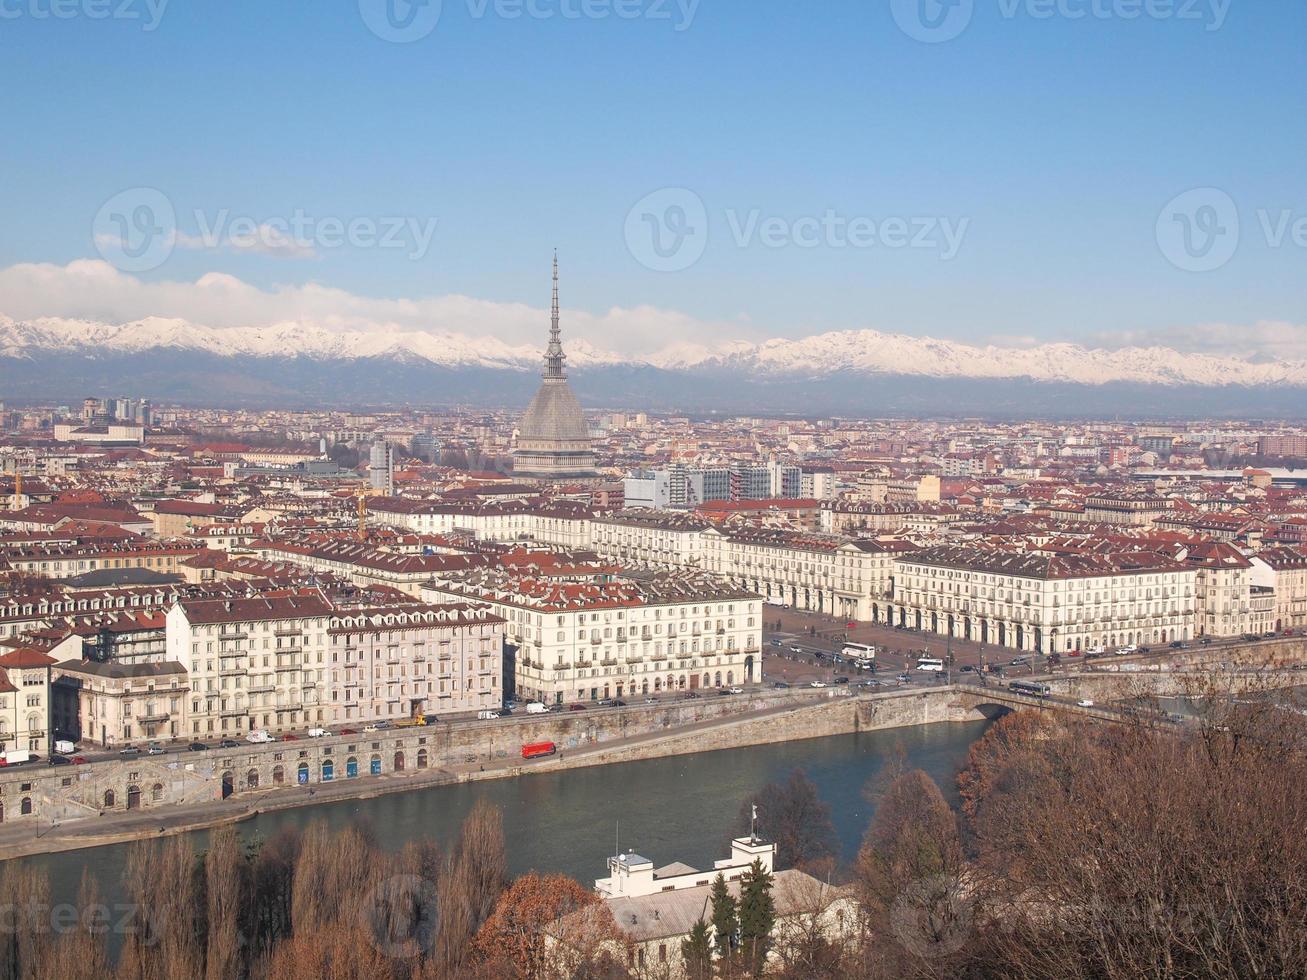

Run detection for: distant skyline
[[2, 1, 1304, 362]]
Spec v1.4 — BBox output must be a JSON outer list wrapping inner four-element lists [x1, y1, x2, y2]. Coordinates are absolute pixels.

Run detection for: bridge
[[951, 682, 1137, 725]]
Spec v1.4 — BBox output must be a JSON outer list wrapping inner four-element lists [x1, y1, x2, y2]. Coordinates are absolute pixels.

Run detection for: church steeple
[[544, 251, 566, 380]]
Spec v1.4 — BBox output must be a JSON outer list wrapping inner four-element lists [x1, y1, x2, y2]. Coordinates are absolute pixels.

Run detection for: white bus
[[842, 642, 876, 668], [915, 657, 945, 672]]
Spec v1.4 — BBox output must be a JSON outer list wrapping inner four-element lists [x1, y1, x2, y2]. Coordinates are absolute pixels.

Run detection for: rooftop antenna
[[750, 803, 758, 843]]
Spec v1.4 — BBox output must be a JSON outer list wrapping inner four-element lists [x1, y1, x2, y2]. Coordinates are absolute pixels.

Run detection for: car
[[1009, 657, 1029, 667], [1169, 640, 1185, 649], [1200, 636, 1213, 645], [1264, 631, 1277, 638], [568, 703, 588, 711], [846, 621, 857, 629], [1077, 699, 1095, 708], [897, 672, 912, 683], [728, 687, 743, 695], [48, 754, 71, 766], [188, 742, 208, 752], [611, 699, 627, 707], [281, 733, 300, 741], [1118, 645, 1138, 655], [1138, 646, 1151, 654], [685, 691, 701, 699], [717, 688, 734, 696], [218, 739, 240, 748], [1068, 649, 1081, 657], [339, 728, 358, 736], [119, 745, 141, 757], [423, 715, 439, 725], [789, 645, 803, 653], [644, 697, 658, 703], [809, 681, 828, 688], [497, 708, 514, 717], [959, 665, 975, 673], [833, 676, 850, 685], [146, 745, 166, 756], [71, 756, 88, 765], [770, 638, 782, 646], [771, 681, 790, 689]]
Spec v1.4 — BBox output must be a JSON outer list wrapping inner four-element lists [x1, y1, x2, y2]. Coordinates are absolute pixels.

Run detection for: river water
[[13, 720, 988, 917]]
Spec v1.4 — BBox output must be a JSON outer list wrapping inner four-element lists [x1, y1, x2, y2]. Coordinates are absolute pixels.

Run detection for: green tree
[[737, 859, 776, 977], [682, 918, 714, 980], [709, 872, 738, 963]]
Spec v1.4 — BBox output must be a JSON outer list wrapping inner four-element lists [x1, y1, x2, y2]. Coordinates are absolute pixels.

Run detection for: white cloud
[[0, 260, 755, 358]]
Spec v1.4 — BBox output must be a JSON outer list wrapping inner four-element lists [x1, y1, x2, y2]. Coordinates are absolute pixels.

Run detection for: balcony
[[136, 711, 170, 723], [274, 662, 301, 672], [600, 658, 619, 667], [575, 660, 593, 669]]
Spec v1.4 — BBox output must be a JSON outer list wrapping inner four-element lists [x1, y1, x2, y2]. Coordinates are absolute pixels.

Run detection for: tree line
[[2, 683, 1305, 978]]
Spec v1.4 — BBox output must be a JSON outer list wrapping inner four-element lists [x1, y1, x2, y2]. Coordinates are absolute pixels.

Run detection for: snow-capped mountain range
[[2, 313, 1304, 389]]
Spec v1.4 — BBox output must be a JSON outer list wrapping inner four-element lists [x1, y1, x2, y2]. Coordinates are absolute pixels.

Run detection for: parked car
[[188, 742, 208, 752], [339, 728, 358, 736], [72, 756, 88, 765], [146, 745, 166, 756], [218, 739, 240, 748], [281, 733, 300, 741], [48, 754, 71, 766], [727, 687, 743, 695]]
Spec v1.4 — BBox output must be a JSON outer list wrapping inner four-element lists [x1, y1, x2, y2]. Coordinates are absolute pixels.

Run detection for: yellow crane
[[354, 485, 381, 541]]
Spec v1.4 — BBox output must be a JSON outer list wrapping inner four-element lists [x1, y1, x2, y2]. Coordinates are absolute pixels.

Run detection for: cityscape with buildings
[[4, 1, 1306, 976]]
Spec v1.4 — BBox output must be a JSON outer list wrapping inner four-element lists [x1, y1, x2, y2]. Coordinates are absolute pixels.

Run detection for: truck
[[521, 741, 557, 760], [525, 702, 550, 714], [0, 750, 32, 766], [246, 729, 274, 744], [54, 739, 76, 755], [396, 714, 426, 728]]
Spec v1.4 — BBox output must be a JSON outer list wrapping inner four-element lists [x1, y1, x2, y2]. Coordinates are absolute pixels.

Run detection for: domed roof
[[518, 378, 590, 446]]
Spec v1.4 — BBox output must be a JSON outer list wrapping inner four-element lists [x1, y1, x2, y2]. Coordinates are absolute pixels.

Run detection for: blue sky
[[1, 0, 1304, 358]]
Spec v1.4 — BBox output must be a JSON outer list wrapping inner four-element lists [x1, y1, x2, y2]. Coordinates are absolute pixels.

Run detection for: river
[[11, 720, 988, 920]]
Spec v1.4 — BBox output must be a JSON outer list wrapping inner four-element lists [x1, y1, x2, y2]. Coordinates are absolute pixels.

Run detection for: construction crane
[[354, 485, 381, 542]]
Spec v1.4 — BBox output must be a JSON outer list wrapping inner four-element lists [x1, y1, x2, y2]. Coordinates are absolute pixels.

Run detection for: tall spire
[[544, 250, 566, 380]]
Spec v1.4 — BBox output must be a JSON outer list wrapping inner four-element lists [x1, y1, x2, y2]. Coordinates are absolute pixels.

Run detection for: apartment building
[[326, 601, 503, 722], [422, 571, 761, 705], [165, 590, 335, 738], [1185, 542, 1254, 638], [1251, 546, 1307, 631], [701, 527, 904, 620], [889, 546, 1196, 654]]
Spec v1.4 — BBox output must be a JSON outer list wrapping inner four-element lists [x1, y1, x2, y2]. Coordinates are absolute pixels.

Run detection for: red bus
[[521, 741, 557, 760]]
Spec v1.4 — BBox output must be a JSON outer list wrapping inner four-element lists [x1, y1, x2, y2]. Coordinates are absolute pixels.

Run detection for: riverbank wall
[[0, 686, 984, 858]]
